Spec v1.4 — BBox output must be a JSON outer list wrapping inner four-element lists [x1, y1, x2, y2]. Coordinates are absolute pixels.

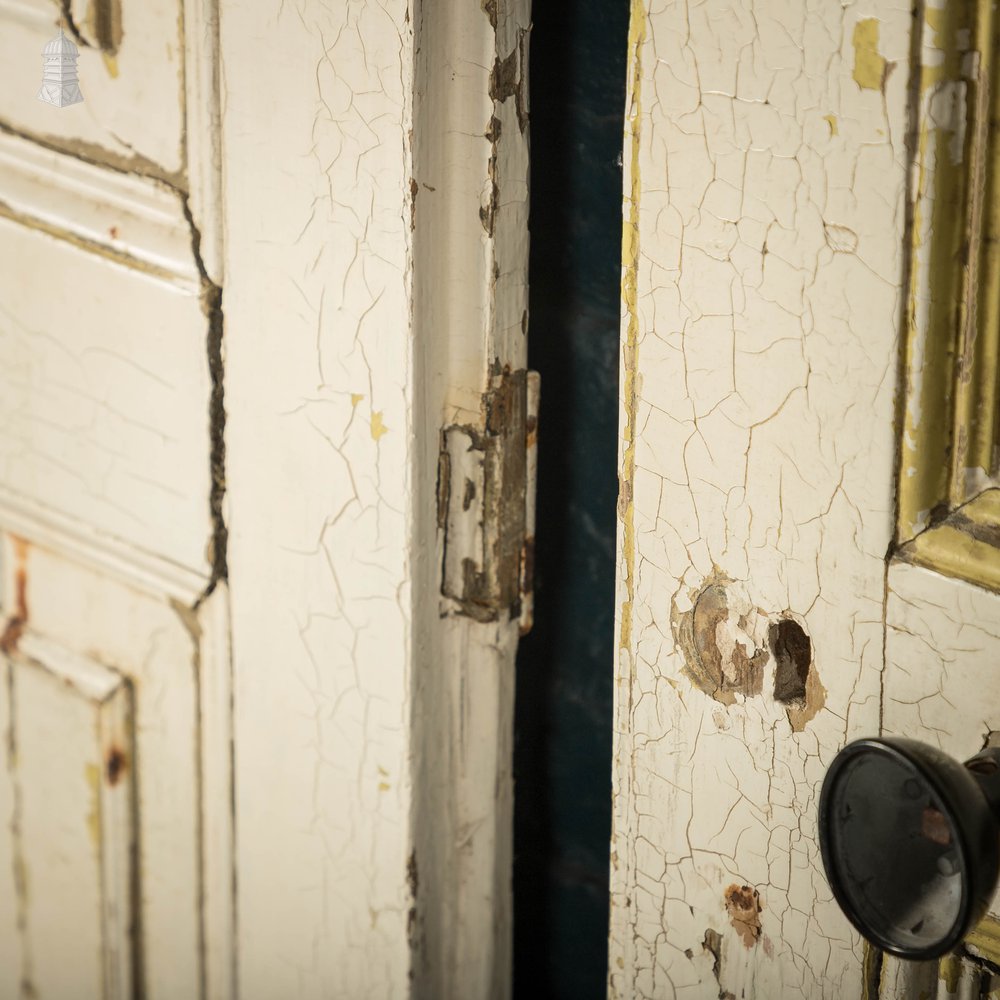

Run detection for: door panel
[[0, 136, 211, 576], [0, 533, 222, 999], [612, 0, 1000, 997], [0, 0, 185, 179], [0, 6, 228, 984], [610, 0, 911, 995], [6, 637, 134, 1000]]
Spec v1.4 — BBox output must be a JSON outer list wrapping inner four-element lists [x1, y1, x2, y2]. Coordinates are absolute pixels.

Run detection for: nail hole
[[769, 618, 811, 704]]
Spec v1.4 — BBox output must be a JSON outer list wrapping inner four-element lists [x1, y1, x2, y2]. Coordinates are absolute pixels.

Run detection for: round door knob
[[818, 736, 1000, 959]]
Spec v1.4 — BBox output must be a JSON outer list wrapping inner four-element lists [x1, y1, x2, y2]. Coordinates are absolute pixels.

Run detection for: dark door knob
[[818, 736, 1000, 959]]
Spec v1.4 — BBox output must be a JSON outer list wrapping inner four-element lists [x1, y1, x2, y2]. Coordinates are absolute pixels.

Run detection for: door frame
[[218, 1, 531, 996]]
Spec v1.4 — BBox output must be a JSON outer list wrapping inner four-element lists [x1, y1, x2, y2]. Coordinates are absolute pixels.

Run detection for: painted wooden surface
[[8, 637, 133, 1000], [219, 0, 530, 996], [0, 133, 212, 577], [0, 0, 229, 990], [0, 530, 230, 999], [0, 0, 529, 995], [0, 0, 184, 179], [611, 0, 912, 996], [883, 560, 1000, 883], [219, 2, 416, 994]]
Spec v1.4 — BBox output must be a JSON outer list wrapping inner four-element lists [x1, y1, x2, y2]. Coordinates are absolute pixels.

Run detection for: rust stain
[[1, 536, 29, 655], [724, 884, 763, 948], [108, 225, 119, 239], [105, 746, 127, 786]]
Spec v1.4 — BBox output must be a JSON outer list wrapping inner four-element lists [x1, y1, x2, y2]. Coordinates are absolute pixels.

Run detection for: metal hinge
[[437, 365, 539, 633]]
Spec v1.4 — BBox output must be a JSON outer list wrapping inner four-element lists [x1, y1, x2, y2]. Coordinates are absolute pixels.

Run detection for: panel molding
[[182, 0, 223, 285], [897, 488, 1000, 594], [898, 0, 1000, 541], [0, 130, 200, 289], [0, 0, 49, 28], [0, 486, 209, 606], [4, 632, 135, 999]]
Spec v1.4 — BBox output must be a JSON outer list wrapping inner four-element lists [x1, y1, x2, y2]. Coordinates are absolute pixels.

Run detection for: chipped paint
[[852, 19, 887, 91], [370, 411, 389, 441], [724, 884, 762, 949], [85, 762, 101, 846], [674, 577, 767, 704], [616, 0, 645, 658], [440, 366, 530, 623], [610, 0, 911, 995]]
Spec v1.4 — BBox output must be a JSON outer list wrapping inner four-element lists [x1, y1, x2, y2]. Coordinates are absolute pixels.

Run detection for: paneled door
[[0, 2, 532, 999], [610, 1, 1000, 998], [0, 1, 229, 996]]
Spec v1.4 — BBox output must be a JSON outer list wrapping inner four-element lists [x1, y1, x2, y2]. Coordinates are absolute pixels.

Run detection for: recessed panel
[[0, 213, 213, 575], [0, 0, 184, 178], [5, 640, 133, 999]]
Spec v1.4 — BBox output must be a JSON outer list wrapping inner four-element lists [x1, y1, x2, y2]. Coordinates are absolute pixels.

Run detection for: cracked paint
[[611, 0, 911, 996], [221, 1, 423, 996]]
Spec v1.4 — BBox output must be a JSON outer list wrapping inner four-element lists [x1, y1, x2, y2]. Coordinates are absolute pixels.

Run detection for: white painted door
[[610, 1, 1000, 998], [0, 2, 530, 999], [0, 3, 229, 996]]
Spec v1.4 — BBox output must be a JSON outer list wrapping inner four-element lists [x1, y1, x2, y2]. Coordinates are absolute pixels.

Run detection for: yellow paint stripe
[[618, 0, 645, 655]]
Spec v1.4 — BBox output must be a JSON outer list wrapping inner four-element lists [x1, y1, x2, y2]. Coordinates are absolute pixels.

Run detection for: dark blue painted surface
[[513, 3, 630, 997]]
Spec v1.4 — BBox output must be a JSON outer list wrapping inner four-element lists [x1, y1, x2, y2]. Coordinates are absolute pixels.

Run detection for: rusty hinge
[[437, 365, 539, 632]]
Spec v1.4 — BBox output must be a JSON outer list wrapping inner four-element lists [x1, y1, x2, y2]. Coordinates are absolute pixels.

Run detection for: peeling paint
[[853, 19, 887, 92], [440, 365, 529, 622], [824, 222, 859, 254], [702, 927, 722, 980], [488, 30, 529, 134], [610, 0, 908, 993], [370, 411, 389, 441], [724, 884, 762, 949], [617, 0, 645, 658], [675, 578, 767, 705]]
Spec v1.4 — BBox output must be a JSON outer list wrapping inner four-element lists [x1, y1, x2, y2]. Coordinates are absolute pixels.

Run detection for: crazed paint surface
[[221, 3, 416, 997], [610, 2, 911, 996]]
